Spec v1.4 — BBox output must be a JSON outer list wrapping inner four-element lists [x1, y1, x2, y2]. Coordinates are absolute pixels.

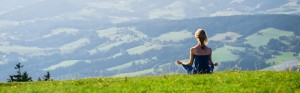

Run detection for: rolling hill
[[0, 14, 300, 82]]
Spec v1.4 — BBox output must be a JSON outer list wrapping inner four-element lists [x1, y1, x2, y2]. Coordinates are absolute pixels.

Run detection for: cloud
[[0, 20, 19, 28], [68, 0, 143, 22], [61, 8, 101, 20], [87, 0, 136, 12], [264, 1, 300, 15], [0, 55, 8, 65], [230, 0, 245, 4], [148, 1, 186, 20], [5, 15, 64, 26], [77, 8, 98, 16], [210, 10, 244, 16]]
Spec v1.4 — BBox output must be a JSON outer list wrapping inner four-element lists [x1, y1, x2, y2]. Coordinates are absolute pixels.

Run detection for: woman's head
[[195, 29, 208, 48]]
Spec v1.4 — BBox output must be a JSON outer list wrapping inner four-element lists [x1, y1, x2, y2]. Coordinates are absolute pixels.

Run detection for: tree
[[21, 71, 32, 82], [267, 39, 288, 51], [8, 62, 32, 82], [44, 71, 51, 81], [37, 77, 42, 81], [15, 63, 23, 76]]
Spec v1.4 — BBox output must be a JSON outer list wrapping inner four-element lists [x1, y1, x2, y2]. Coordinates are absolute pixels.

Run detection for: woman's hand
[[177, 60, 182, 65], [214, 62, 218, 66]]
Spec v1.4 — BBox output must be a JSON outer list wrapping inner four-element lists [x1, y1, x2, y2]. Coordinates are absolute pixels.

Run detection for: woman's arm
[[177, 48, 194, 66], [209, 48, 218, 66]]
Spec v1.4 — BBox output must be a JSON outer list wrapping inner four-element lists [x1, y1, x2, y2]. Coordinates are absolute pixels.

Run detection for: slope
[[0, 71, 299, 93]]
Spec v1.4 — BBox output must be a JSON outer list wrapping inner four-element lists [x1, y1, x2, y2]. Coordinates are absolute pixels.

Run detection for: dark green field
[[0, 71, 299, 93]]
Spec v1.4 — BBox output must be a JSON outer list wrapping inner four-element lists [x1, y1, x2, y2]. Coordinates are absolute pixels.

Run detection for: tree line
[[8, 62, 52, 82]]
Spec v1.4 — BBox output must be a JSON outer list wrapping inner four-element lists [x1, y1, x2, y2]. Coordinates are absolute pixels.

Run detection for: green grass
[[244, 28, 294, 47], [266, 52, 300, 64], [1, 71, 299, 93], [114, 68, 154, 77], [213, 45, 245, 62], [210, 32, 242, 42], [153, 30, 193, 42]]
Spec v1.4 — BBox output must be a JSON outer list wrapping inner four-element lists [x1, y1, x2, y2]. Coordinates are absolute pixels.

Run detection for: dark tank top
[[193, 55, 210, 73]]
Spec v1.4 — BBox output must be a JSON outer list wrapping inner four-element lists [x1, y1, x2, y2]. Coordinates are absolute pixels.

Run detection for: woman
[[177, 29, 218, 74]]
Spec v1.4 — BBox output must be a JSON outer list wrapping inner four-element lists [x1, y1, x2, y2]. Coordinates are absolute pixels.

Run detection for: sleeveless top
[[193, 55, 211, 73]]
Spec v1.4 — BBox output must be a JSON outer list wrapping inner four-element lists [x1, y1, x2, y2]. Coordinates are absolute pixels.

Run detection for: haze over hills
[[0, 0, 300, 81], [1, 0, 300, 22]]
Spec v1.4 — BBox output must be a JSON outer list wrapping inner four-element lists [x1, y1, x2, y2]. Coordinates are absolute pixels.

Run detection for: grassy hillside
[[2, 15, 300, 81], [212, 45, 245, 62], [244, 28, 294, 47], [0, 71, 299, 93]]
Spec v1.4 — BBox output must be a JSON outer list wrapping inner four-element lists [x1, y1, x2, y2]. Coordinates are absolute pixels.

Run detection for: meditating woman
[[177, 29, 218, 74]]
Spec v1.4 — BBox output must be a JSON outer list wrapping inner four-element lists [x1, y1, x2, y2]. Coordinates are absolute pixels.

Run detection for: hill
[[0, 71, 299, 93], [0, 14, 300, 81]]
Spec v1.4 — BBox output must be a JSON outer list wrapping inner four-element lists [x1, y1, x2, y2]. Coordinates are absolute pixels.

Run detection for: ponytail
[[199, 36, 205, 49], [195, 29, 208, 50], [200, 39, 205, 49]]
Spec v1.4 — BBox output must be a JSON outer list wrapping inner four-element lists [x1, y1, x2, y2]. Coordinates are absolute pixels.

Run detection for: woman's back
[[177, 29, 218, 74], [192, 46, 212, 73], [192, 45, 211, 55]]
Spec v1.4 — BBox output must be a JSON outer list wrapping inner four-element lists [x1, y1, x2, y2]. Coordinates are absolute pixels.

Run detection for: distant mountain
[[1, 0, 300, 83], [0, 0, 79, 20], [0, 0, 299, 22], [0, 14, 300, 81]]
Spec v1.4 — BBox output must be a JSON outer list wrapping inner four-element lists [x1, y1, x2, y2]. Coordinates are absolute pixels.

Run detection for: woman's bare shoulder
[[206, 47, 212, 53], [207, 47, 212, 50], [190, 47, 195, 51], [191, 45, 198, 49], [190, 46, 198, 52]]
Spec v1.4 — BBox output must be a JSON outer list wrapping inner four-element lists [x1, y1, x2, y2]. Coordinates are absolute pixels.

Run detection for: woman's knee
[[182, 65, 193, 74]]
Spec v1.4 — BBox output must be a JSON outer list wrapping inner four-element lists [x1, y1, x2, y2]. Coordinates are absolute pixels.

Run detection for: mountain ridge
[[0, 14, 300, 81]]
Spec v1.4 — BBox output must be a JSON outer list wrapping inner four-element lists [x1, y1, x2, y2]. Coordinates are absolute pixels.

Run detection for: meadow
[[0, 71, 299, 93], [244, 27, 294, 47]]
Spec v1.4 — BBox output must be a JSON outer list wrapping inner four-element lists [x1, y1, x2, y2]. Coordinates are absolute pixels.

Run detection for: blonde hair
[[195, 29, 208, 49]]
